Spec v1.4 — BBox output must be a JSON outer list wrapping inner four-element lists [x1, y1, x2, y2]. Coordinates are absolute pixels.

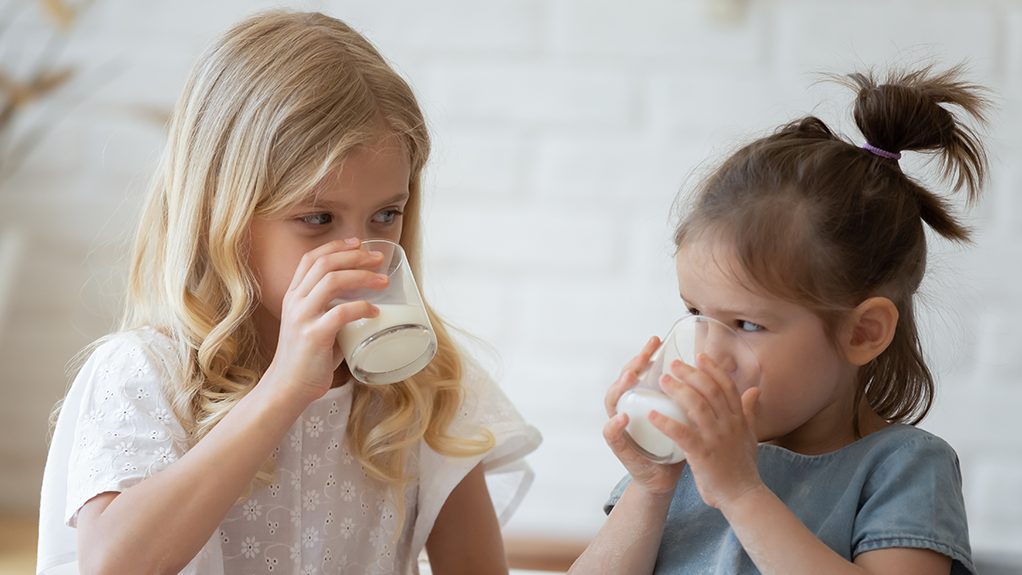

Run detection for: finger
[[603, 412, 664, 471], [695, 353, 743, 414], [673, 355, 736, 418], [602, 412, 634, 456], [289, 238, 361, 292], [323, 300, 380, 334], [605, 368, 639, 418], [648, 409, 697, 453], [283, 300, 380, 347], [291, 243, 385, 299], [618, 336, 661, 378], [640, 335, 661, 360], [663, 360, 722, 421], [607, 336, 660, 417], [660, 371, 719, 425], [305, 268, 389, 313]]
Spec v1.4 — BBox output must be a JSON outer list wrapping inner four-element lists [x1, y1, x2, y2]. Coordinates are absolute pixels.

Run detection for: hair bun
[[843, 65, 991, 200]]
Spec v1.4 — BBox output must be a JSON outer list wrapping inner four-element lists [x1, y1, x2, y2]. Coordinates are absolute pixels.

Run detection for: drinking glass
[[615, 315, 761, 463], [332, 239, 437, 385]]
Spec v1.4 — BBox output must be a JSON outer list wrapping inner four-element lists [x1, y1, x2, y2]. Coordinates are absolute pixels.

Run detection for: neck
[[252, 307, 280, 360], [333, 363, 352, 388], [767, 398, 892, 456]]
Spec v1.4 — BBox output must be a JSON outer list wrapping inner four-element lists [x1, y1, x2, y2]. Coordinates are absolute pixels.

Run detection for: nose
[[700, 321, 739, 374], [335, 225, 369, 244], [693, 319, 760, 391]]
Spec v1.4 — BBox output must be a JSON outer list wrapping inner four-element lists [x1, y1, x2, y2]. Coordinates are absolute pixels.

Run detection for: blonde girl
[[570, 65, 987, 575], [38, 11, 540, 575]]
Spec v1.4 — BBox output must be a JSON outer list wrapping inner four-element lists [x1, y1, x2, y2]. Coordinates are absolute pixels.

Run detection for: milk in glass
[[337, 303, 435, 383]]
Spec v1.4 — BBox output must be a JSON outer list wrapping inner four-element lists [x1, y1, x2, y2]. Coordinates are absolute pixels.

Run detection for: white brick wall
[[3, 0, 1021, 565]]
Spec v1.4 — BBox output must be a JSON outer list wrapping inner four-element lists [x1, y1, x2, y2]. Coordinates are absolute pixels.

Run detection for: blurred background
[[2, 0, 1021, 573]]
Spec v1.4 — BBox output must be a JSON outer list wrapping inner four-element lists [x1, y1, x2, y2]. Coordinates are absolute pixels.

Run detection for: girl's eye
[[373, 209, 402, 224], [299, 213, 332, 226], [737, 320, 764, 332]]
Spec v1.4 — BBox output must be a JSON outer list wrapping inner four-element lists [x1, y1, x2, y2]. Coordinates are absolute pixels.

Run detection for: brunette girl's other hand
[[604, 336, 661, 417], [602, 336, 685, 495], [266, 238, 389, 406], [652, 353, 762, 509]]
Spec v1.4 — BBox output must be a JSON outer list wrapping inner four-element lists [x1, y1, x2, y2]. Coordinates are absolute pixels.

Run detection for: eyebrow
[[299, 191, 410, 210], [678, 291, 782, 323]]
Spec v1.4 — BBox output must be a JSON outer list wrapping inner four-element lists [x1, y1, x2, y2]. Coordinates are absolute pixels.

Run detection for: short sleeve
[[37, 330, 243, 575], [853, 433, 976, 575], [63, 333, 190, 527], [411, 356, 542, 554], [603, 474, 632, 515]]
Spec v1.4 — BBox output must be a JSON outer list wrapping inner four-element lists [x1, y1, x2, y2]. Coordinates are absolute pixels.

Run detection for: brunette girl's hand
[[264, 238, 389, 406], [602, 336, 685, 495], [651, 354, 762, 509]]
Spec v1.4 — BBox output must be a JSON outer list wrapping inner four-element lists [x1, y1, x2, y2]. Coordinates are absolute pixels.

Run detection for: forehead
[[297, 137, 411, 207], [674, 240, 787, 318]]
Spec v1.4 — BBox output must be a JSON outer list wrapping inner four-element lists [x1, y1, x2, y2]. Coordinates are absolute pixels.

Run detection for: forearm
[[568, 482, 674, 575], [77, 375, 308, 575], [720, 485, 872, 575], [426, 464, 508, 575]]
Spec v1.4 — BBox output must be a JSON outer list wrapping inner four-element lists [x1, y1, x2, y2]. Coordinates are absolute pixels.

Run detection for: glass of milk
[[332, 239, 437, 385], [615, 315, 761, 464]]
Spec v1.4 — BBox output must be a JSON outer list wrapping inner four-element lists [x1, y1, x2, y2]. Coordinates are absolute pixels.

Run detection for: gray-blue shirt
[[605, 424, 975, 574]]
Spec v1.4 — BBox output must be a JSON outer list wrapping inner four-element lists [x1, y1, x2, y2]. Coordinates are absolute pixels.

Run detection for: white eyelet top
[[38, 328, 541, 575]]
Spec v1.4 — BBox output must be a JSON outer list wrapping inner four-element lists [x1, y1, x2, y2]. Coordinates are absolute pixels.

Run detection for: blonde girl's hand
[[602, 336, 686, 495], [265, 238, 389, 406], [650, 354, 762, 509]]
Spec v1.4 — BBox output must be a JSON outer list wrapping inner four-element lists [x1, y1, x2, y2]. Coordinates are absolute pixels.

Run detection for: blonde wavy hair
[[119, 10, 494, 523]]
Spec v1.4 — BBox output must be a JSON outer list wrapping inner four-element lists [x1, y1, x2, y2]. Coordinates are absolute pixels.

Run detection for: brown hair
[[673, 65, 991, 430]]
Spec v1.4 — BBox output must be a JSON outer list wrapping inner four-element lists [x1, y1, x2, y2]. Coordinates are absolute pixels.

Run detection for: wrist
[[717, 482, 772, 522], [249, 364, 315, 419], [628, 479, 679, 504]]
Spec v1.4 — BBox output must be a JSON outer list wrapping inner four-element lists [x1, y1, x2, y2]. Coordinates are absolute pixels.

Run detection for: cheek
[[754, 346, 820, 412], [249, 250, 301, 315], [384, 222, 404, 244]]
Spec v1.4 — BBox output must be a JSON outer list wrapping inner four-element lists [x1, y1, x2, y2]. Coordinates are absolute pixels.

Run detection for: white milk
[[616, 388, 689, 464], [337, 303, 434, 376]]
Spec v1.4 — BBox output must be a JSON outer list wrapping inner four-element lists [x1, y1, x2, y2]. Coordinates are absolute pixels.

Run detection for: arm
[[720, 485, 951, 574], [425, 463, 508, 575], [75, 240, 387, 575], [76, 379, 309, 575], [657, 355, 954, 575], [568, 337, 685, 575], [566, 474, 676, 575]]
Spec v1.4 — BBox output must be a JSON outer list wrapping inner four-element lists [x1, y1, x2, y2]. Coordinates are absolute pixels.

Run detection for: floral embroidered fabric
[[38, 328, 541, 575]]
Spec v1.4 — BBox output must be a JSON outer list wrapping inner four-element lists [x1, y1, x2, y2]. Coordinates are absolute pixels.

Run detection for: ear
[[842, 297, 899, 366]]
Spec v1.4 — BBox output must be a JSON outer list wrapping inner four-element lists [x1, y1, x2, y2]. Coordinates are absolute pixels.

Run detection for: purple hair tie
[[862, 142, 901, 160]]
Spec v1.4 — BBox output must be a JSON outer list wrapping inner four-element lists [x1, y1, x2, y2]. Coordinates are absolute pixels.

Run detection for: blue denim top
[[605, 424, 975, 574]]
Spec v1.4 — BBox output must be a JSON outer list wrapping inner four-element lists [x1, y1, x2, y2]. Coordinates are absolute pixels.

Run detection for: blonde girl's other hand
[[265, 238, 390, 406], [603, 336, 685, 495], [653, 353, 763, 509]]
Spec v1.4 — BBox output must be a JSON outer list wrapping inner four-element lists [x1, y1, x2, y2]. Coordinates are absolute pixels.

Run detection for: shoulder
[[859, 424, 960, 476], [69, 328, 184, 424], [867, 423, 955, 450], [79, 328, 180, 383], [452, 354, 520, 426], [851, 426, 974, 573], [86, 327, 178, 369], [62, 329, 192, 525], [448, 354, 542, 456], [763, 424, 960, 474]]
